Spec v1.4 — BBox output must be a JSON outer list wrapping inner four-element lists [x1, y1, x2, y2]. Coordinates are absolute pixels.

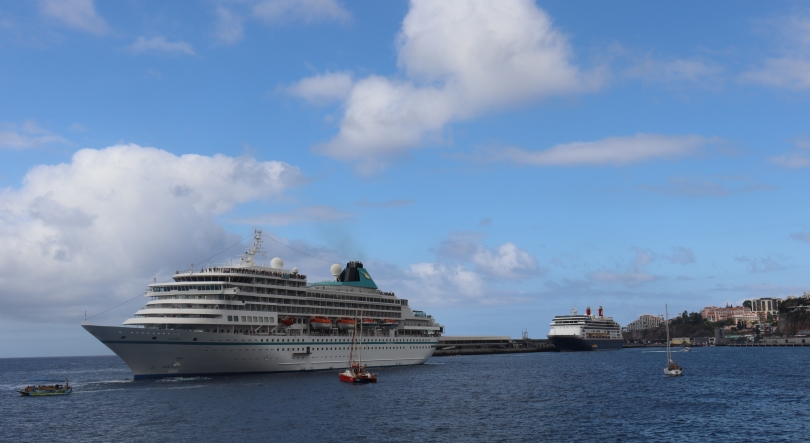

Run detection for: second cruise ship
[[83, 231, 443, 378], [547, 306, 623, 351]]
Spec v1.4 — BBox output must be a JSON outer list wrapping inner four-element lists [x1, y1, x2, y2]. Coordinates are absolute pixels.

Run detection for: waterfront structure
[[700, 306, 754, 323], [547, 306, 623, 351], [83, 231, 443, 378], [438, 336, 512, 351], [626, 314, 664, 332]]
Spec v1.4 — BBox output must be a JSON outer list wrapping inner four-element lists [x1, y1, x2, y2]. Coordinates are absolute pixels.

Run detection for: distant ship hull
[[84, 325, 438, 379], [549, 336, 623, 352]]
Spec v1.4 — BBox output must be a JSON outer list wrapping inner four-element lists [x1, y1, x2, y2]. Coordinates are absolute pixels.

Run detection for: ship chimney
[[598, 306, 603, 317], [586, 306, 591, 316]]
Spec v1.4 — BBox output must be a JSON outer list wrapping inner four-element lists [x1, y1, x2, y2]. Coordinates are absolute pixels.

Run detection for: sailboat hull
[[664, 368, 683, 376]]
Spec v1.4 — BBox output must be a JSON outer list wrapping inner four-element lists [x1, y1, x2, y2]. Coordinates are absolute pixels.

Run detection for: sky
[[1, 0, 810, 358]]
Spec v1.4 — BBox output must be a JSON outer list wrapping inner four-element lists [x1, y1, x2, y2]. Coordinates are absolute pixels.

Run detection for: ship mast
[[240, 229, 263, 267]]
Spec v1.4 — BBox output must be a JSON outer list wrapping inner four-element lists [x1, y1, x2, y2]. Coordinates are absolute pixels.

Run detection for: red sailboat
[[339, 310, 377, 384]]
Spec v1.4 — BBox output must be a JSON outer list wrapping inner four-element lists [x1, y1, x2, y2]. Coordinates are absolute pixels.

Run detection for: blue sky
[[2, 0, 810, 357]]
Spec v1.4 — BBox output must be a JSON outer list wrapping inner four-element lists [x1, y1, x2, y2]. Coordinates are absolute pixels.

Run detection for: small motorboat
[[377, 319, 399, 330], [309, 316, 332, 331], [18, 380, 72, 396], [680, 346, 691, 352]]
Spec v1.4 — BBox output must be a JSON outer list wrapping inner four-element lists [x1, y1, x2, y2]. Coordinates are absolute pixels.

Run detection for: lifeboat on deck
[[378, 319, 399, 330], [336, 317, 355, 332], [280, 316, 295, 326], [309, 316, 332, 331], [360, 318, 377, 330]]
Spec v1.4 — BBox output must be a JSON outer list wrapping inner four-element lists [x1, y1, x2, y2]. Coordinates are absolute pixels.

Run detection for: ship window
[[152, 337, 157, 340], [120, 336, 126, 339]]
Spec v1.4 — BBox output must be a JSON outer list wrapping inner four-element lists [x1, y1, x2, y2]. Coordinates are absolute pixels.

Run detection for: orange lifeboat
[[309, 316, 332, 331], [360, 318, 377, 330], [336, 317, 355, 332], [378, 319, 399, 330], [280, 316, 295, 326]]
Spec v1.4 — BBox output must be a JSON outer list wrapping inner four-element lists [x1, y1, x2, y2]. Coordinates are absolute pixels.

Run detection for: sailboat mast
[[359, 309, 364, 365], [349, 310, 356, 366], [665, 304, 671, 362]]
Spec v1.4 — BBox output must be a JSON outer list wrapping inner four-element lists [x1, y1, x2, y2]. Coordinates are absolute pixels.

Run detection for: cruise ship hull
[[549, 336, 623, 352], [84, 325, 438, 379]]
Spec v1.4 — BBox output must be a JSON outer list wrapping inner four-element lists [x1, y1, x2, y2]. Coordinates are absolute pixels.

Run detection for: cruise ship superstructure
[[547, 306, 623, 351], [83, 231, 443, 378]]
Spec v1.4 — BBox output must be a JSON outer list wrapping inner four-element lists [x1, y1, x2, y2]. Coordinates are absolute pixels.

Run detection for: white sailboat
[[664, 304, 683, 376], [339, 309, 377, 383]]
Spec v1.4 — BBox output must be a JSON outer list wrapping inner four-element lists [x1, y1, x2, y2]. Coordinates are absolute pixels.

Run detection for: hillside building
[[626, 314, 664, 331], [700, 306, 754, 323]]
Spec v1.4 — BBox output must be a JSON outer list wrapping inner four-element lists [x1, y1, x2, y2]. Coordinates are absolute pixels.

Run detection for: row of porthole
[[204, 346, 434, 352], [119, 336, 199, 342]]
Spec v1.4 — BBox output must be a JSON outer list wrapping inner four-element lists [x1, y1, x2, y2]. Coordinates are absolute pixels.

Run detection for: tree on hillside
[[743, 300, 752, 309]]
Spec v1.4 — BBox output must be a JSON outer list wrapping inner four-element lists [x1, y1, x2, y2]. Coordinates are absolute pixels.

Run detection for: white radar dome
[[291, 267, 298, 274], [330, 263, 342, 276], [270, 257, 284, 269]]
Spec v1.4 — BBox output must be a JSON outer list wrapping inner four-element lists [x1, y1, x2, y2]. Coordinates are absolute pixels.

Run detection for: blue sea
[[2, 347, 809, 442]]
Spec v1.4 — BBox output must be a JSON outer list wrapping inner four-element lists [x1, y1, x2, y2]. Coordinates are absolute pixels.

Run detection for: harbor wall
[[433, 336, 556, 356]]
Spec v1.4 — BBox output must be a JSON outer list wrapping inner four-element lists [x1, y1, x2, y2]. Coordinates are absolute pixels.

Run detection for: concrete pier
[[432, 336, 556, 356]]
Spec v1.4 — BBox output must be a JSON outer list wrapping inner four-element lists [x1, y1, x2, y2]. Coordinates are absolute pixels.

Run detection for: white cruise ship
[[83, 231, 443, 379], [547, 306, 623, 351]]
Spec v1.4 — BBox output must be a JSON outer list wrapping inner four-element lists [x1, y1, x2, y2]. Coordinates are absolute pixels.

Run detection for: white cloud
[[0, 144, 302, 322], [770, 138, 810, 168], [471, 243, 539, 280], [791, 232, 810, 244], [436, 232, 541, 280], [640, 175, 775, 196], [487, 134, 714, 166], [665, 247, 696, 265], [354, 199, 415, 208], [742, 16, 810, 90], [286, 72, 354, 105], [742, 58, 810, 90], [252, 0, 350, 25], [0, 121, 68, 149], [291, 0, 602, 173], [69, 122, 87, 132], [404, 263, 485, 305], [589, 248, 660, 287], [625, 57, 723, 86], [214, 6, 244, 44], [237, 205, 352, 226], [128, 36, 196, 56], [38, 0, 109, 35], [735, 255, 788, 273], [770, 152, 810, 168], [212, 0, 350, 44]]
